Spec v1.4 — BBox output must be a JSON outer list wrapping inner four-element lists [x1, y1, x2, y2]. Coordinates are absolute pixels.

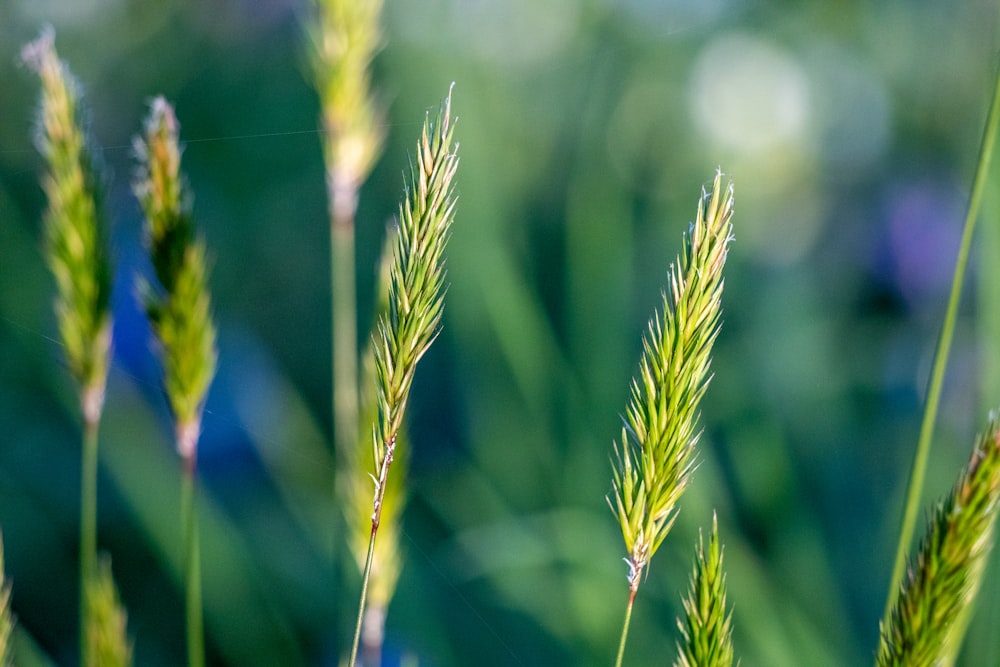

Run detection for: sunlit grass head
[[134, 97, 218, 459], [22, 27, 113, 425], [611, 170, 734, 589]]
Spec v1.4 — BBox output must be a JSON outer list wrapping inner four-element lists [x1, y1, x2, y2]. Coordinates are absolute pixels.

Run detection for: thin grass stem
[[972, 161, 1000, 666], [80, 414, 99, 664], [614, 589, 637, 667], [883, 58, 1000, 630], [333, 216, 359, 505], [181, 457, 204, 667], [349, 529, 377, 667], [348, 230, 404, 666], [329, 227, 403, 666], [307, 0, 385, 562]]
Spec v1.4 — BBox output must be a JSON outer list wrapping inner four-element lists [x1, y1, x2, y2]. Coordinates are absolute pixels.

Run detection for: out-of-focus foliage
[[1, 2, 999, 665]]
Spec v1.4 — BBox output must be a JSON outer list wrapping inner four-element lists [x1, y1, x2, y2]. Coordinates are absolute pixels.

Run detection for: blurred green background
[[2, 1, 1000, 665]]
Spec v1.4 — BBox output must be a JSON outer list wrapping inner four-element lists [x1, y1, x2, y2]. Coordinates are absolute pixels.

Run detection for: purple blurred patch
[[885, 180, 963, 308]]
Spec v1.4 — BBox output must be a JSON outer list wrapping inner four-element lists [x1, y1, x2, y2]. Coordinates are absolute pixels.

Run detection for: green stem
[[974, 153, 1000, 667], [349, 434, 394, 667], [332, 199, 359, 471], [614, 588, 637, 667], [348, 528, 377, 667], [332, 184, 362, 661], [883, 59, 1000, 629], [80, 410, 99, 666], [182, 454, 205, 667]]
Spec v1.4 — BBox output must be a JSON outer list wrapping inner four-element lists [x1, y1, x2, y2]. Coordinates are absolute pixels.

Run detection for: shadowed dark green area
[[1, 2, 999, 665]]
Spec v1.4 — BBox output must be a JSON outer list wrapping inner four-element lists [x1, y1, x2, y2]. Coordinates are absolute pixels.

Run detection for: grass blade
[[882, 58, 1000, 632]]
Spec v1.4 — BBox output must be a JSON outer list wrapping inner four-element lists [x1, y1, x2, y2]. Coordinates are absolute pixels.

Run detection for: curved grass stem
[[883, 58, 1000, 629]]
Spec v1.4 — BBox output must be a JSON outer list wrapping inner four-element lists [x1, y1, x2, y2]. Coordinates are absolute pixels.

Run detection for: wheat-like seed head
[[610, 170, 734, 589], [86, 557, 132, 667], [877, 414, 1000, 667], [309, 0, 385, 224], [372, 87, 458, 474], [674, 513, 736, 667], [134, 97, 218, 460], [23, 28, 113, 426], [347, 88, 456, 662]]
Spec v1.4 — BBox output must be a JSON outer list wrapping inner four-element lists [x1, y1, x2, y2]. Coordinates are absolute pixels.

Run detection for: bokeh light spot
[[689, 33, 810, 154]]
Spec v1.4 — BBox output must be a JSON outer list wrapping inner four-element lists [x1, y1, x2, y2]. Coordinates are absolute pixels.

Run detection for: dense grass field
[[2, 2, 1000, 665]]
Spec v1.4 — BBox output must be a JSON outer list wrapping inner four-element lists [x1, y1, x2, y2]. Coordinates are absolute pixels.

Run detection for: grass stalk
[[613, 591, 636, 667], [609, 171, 734, 664], [307, 6, 389, 653], [307, 0, 386, 522], [80, 415, 99, 663], [882, 58, 1000, 630], [306, 4, 398, 659], [21, 29, 114, 666], [970, 135, 1000, 665], [877, 414, 1000, 666], [347, 86, 459, 667], [181, 453, 204, 667], [348, 229, 405, 666], [348, 529, 377, 667], [333, 221, 360, 488], [133, 97, 217, 667]]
